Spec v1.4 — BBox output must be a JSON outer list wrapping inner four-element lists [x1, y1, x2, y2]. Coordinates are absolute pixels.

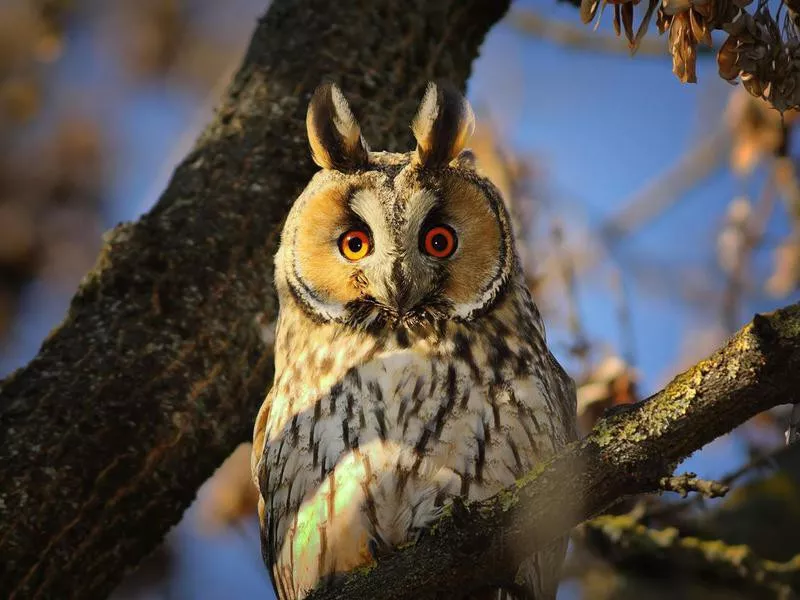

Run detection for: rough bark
[[304, 303, 800, 600], [0, 1, 510, 598]]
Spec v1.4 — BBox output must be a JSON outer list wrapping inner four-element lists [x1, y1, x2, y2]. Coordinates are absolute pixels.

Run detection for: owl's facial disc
[[281, 172, 514, 329], [277, 80, 516, 328]]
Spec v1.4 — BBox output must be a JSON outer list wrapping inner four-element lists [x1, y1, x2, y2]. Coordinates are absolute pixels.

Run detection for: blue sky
[[5, 3, 798, 598]]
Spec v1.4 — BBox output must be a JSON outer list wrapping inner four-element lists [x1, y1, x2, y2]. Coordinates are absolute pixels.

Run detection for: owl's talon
[[451, 496, 470, 526], [410, 525, 431, 544], [368, 537, 393, 561], [368, 538, 380, 561]]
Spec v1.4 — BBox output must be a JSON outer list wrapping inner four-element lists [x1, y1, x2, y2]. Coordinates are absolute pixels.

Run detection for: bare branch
[[643, 439, 800, 522], [305, 302, 800, 600], [658, 472, 730, 499]]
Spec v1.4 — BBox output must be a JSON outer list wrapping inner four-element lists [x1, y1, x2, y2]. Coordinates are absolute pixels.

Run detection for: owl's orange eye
[[339, 229, 371, 261], [422, 225, 457, 259]]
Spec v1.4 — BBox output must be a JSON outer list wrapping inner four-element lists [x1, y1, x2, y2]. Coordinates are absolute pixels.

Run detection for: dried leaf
[[718, 35, 742, 81], [580, 0, 603, 24], [631, 0, 660, 55], [622, 3, 635, 44]]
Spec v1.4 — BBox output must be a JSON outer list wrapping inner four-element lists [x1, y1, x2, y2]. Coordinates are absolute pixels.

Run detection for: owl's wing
[[251, 387, 272, 487], [251, 387, 283, 598], [543, 347, 579, 446]]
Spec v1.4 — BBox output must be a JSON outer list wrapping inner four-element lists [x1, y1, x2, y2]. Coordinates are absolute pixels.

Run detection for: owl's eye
[[422, 225, 457, 259], [339, 229, 371, 261]]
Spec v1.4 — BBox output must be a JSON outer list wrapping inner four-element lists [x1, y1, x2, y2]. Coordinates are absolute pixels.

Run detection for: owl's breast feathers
[[252, 283, 576, 600]]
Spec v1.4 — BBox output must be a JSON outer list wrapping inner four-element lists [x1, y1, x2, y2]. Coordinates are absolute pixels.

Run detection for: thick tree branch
[[0, 1, 510, 598], [305, 303, 800, 600]]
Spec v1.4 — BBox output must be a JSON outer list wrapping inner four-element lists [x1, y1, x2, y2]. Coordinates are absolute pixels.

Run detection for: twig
[[643, 440, 796, 521], [659, 472, 730, 499]]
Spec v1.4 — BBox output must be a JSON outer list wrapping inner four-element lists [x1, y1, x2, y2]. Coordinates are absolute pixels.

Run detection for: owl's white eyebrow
[[348, 189, 383, 226], [405, 189, 439, 231]]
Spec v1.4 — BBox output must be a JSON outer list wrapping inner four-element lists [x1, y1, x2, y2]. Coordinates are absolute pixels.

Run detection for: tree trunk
[[0, 1, 510, 598]]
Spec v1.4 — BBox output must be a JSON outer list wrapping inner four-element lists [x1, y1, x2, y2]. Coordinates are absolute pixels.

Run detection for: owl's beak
[[369, 270, 417, 317], [370, 286, 410, 316]]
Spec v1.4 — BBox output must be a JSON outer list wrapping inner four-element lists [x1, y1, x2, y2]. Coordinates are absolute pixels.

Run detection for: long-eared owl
[[252, 81, 577, 600]]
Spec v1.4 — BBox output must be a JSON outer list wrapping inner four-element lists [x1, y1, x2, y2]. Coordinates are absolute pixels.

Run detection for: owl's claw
[[451, 496, 470, 526], [409, 523, 434, 545], [368, 536, 393, 561], [368, 538, 380, 561]]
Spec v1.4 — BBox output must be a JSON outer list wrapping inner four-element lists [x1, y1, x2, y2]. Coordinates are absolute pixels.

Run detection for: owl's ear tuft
[[451, 149, 477, 170], [411, 82, 475, 169], [306, 82, 369, 171]]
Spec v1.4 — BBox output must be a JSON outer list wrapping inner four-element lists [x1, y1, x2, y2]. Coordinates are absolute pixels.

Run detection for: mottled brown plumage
[[252, 82, 577, 600]]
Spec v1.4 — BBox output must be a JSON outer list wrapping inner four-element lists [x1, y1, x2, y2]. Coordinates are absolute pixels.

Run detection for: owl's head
[[275, 82, 517, 331]]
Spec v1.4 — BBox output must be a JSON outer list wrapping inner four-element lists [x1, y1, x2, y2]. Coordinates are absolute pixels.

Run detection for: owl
[[251, 81, 577, 600]]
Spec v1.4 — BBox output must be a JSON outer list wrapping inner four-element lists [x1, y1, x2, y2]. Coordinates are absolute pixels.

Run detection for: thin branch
[[626, 435, 800, 522], [305, 302, 800, 600], [658, 472, 729, 499], [718, 441, 793, 489], [611, 268, 638, 369]]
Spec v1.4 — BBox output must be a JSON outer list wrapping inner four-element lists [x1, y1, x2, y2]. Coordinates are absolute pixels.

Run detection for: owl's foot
[[451, 495, 471, 526], [367, 535, 393, 561]]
